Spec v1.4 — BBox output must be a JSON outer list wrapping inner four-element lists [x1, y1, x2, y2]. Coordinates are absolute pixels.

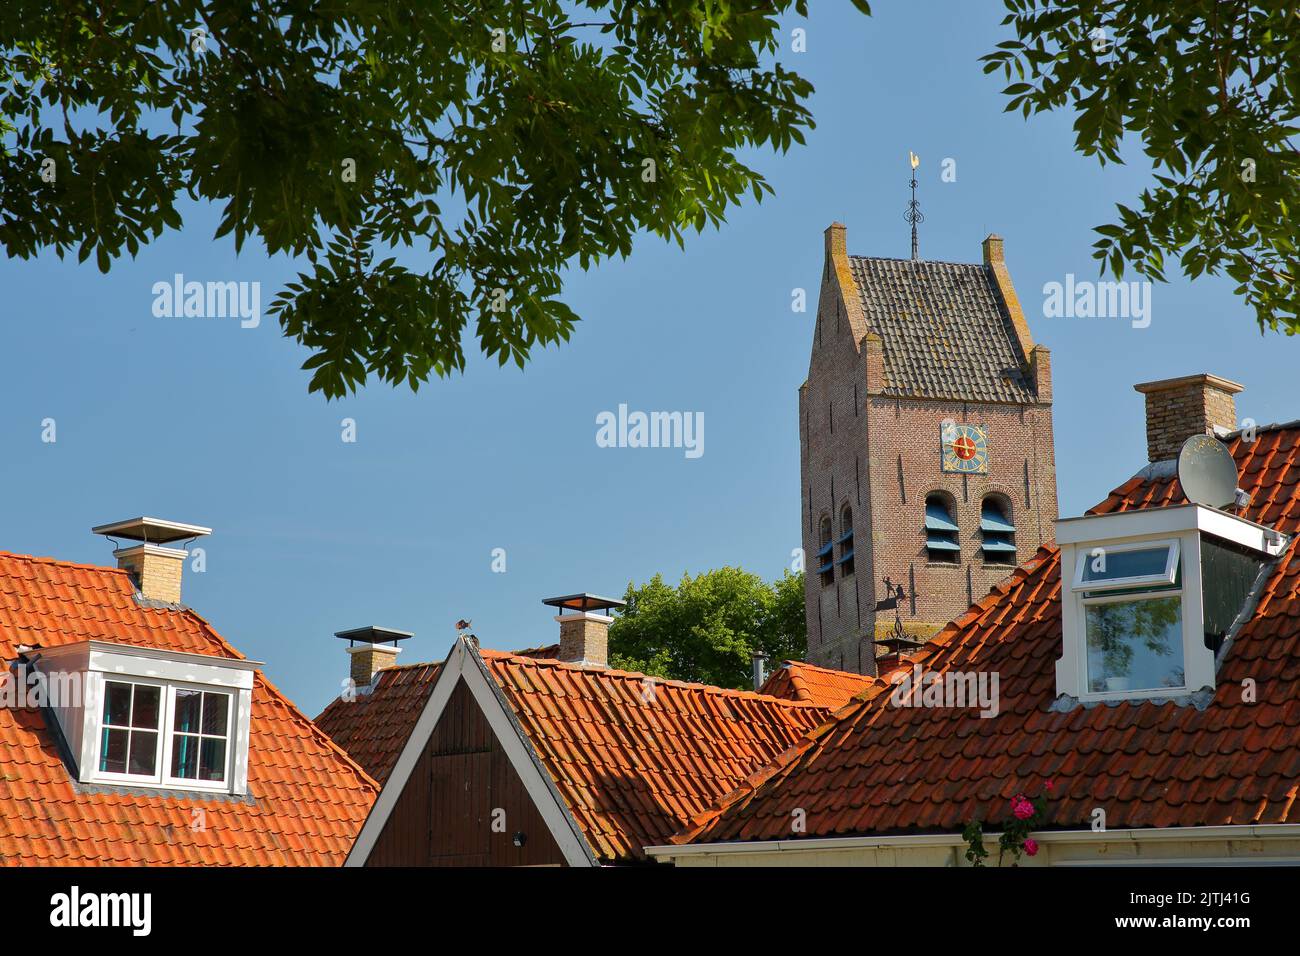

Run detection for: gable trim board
[[647, 823, 1300, 867], [344, 637, 597, 867]]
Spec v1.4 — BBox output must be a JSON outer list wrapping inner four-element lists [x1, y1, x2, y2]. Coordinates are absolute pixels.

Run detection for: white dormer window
[[170, 688, 232, 783], [32, 641, 257, 795], [1072, 539, 1184, 694], [1056, 505, 1285, 702], [1072, 538, 1180, 592], [97, 680, 234, 787]]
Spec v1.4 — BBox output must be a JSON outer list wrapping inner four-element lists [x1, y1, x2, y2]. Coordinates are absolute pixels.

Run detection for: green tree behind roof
[[610, 567, 806, 689]]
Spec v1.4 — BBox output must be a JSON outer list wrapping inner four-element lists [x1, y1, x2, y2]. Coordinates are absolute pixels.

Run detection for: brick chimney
[[336, 626, 412, 686], [1133, 374, 1244, 462], [542, 593, 627, 668], [92, 517, 212, 605]]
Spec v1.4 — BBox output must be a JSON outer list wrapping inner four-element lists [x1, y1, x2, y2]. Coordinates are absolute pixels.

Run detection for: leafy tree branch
[[2, 0, 871, 396], [985, 0, 1299, 333]]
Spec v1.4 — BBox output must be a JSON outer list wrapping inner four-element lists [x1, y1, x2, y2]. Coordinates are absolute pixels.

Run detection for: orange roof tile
[[760, 660, 880, 708], [513, 644, 561, 659], [674, 424, 1300, 846], [0, 551, 377, 865], [312, 642, 558, 784], [314, 662, 443, 784], [317, 646, 833, 862], [480, 651, 831, 861]]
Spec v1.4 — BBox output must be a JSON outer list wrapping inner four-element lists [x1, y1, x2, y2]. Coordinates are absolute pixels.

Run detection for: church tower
[[799, 223, 1057, 674]]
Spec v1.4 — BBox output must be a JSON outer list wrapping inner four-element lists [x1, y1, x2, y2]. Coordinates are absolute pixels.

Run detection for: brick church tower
[[799, 223, 1057, 674]]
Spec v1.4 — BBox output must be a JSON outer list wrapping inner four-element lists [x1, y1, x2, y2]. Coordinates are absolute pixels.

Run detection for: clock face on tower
[[941, 423, 989, 474]]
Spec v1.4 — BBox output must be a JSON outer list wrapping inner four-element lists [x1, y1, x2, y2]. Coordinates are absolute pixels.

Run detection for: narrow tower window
[[924, 493, 960, 564], [837, 504, 855, 577], [980, 496, 1017, 565], [817, 516, 834, 587]]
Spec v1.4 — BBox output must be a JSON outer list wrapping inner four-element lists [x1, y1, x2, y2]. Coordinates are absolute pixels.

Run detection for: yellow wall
[[659, 833, 1300, 867]]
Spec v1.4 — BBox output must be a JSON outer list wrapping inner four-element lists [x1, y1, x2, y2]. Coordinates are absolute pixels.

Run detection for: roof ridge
[[778, 659, 882, 681], [1222, 418, 1300, 440], [0, 549, 135, 576], [478, 648, 829, 708], [375, 660, 444, 673], [848, 253, 986, 269]]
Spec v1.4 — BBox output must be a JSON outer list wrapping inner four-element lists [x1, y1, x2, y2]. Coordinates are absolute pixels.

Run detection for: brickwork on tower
[[799, 224, 1058, 674]]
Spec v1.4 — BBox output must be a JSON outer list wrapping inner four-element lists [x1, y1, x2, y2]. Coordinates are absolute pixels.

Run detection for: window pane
[[199, 738, 227, 782], [103, 682, 132, 727], [1080, 547, 1170, 584], [202, 693, 229, 736], [100, 728, 128, 773], [174, 689, 202, 733], [131, 685, 161, 729], [128, 730, 158, 775], [1085, 596, 1185, 693], [171, 734, 199, 779]]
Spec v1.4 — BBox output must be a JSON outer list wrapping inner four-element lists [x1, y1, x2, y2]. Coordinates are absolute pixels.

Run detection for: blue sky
[[3, 2, 1296, 716]]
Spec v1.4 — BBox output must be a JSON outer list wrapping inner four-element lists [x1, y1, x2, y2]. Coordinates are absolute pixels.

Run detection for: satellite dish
[[1177, 434, 1239, 510]]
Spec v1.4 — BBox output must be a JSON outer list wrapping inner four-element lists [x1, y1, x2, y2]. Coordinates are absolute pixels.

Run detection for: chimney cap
[[1133, 373, 1244, 396], [334, 625, 414, 646], [542, 593, 626, 614], [92, 516, 212, 545]]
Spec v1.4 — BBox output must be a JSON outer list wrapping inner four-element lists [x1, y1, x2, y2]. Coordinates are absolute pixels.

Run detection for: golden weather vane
[[906, 151, 923, 260]]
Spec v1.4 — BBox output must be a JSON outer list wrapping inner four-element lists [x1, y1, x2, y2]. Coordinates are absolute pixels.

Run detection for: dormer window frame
[[1055, 504, 1285, 704], [93, 677, 237, 792], [1069, 537, 1181, 593], [33, 640, 258, 796]]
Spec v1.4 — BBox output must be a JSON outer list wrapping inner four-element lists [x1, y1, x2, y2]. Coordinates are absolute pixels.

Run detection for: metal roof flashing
[[1057, 503, 1288, 558]]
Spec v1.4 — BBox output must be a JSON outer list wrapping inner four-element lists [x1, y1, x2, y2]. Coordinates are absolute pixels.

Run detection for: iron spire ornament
[[873, 574, 924, 655], [905, 151, 923, 260]]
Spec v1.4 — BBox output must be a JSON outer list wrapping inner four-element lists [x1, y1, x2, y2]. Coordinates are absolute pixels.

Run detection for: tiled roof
[[848, 256, 1036, 404], [314, 662, 442, 784], [478, 651, 831, 861], [760, 660, 879, 708], [513, 644, 561, 659], [0, 552, 377, 866], [312, 643, 560, 784], [318, 648, 835, 862], [673, 425, 1300, 846]]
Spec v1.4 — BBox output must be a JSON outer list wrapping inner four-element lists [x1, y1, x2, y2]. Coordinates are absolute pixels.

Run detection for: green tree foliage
[[609, 567, 806, 689], [985, 0, 1299, 332], [0, 1, 870, 396]]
